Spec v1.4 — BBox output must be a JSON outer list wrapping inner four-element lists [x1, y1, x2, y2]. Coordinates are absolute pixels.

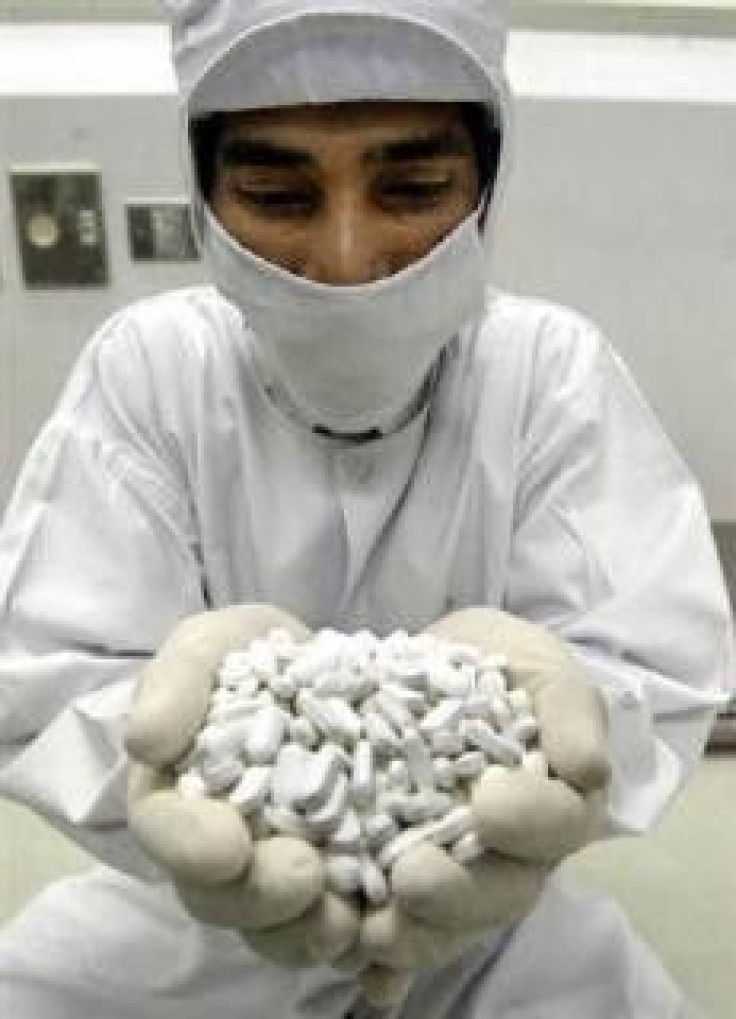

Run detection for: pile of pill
[[175, 628, 545, 906]]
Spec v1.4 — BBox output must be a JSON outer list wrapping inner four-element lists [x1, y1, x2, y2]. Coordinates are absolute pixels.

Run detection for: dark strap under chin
[[313, 424, 383, 444]]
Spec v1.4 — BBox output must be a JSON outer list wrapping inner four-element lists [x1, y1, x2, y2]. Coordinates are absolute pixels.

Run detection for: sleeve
[[504, 310, 735, 836], [0, 312, 207, 877]]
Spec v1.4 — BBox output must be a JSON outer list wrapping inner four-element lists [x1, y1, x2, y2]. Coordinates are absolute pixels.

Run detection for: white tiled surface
[[1, 756, 735, 1017]]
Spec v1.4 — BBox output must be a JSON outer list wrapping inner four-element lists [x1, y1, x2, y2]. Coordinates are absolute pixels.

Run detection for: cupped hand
[[125, 604, 359, 967]]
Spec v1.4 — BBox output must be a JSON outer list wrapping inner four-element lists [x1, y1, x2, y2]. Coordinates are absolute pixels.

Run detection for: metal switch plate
[[127, 201, 199, 262], [11, 166, 109, 288]]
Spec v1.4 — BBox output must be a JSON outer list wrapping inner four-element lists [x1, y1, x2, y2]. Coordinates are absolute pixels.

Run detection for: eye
[[232, 186, 318, 217], [377, 177, 455, 210]]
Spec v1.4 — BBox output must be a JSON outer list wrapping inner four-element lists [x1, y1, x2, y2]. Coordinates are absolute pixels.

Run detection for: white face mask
[[202, 205, 488, 434]]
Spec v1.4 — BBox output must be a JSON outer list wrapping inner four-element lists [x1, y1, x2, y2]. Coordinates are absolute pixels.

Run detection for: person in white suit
[[0, 1, 732, 1016]]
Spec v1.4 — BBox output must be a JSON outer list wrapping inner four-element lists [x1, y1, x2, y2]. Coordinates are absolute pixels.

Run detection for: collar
[[262, 355, 444, 445]]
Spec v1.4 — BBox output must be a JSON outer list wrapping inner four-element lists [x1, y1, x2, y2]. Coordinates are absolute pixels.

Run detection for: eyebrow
[[218, 127, 472, 171], [219, 138, 311, 170], [366, 128, 472, 165]]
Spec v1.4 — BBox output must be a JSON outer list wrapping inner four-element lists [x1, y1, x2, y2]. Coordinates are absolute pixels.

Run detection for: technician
[[0, 1, 732, 1017]]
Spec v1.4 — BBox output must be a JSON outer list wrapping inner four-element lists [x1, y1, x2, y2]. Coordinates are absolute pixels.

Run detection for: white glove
[[353, 607, 611, 1006], [125, 604, 360, 968], [429, 607, 611, 858], [352, 845, 547, 1007]]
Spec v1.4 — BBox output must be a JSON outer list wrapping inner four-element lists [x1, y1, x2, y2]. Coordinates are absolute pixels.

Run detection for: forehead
[[218, 100, 468, 146]]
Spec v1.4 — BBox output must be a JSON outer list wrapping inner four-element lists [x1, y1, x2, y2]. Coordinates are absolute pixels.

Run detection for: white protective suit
[[0, 1, 734, 1017]]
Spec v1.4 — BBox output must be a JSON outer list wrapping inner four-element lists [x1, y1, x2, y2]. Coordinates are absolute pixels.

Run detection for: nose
[[305, 195, 390, 286]]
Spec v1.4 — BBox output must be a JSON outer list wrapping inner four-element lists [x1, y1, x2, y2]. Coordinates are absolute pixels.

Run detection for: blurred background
[[1, 3, 735, 1016]]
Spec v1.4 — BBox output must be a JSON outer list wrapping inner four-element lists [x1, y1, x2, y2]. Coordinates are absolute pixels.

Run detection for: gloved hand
[[353, 607, 611, 1007], [125, 603, 360, 969], [352, 847, 547, 1008]]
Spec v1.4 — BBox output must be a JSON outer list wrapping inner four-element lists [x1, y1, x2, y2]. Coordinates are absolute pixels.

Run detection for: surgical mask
[[202, 204, 488, 434]]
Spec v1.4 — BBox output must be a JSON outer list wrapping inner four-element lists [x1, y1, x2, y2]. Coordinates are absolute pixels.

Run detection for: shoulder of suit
[[466, 288, 609, 381]]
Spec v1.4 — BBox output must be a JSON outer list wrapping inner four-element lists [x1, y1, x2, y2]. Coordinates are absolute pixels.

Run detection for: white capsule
[[521, 749, 549, 777], [291, 743, 346, 811], [475, 668, 507, 698], [507, 687, 532, 716], [329, 808, 363, 853], [382, 661, 428, 691], [351, 740, 375, 809], [206, 690, 274, 725], [492, 733, 526, 768], [362, 811, 399, 849], [305, 772, 350, 836], [384, 758, 408, 791], [376, 789, 409, 821], [244, 705, 287, 764], [316, 627, 349, 647], [287, 715, 319, 749], [427, 664, 472, 700], [313, 668, 376, 704], [428, 805, 475, 846], [295, 689, 338, 738], [487, 695, 514, 729], [214, 671, 260, 697], [263, 804, 311, 839], [461, 719, 524, 766], [360, 854, 389, 906], [432, 757, 457, 791], [452, 750, 488, 779], [267, 671, 298, 701], [377, 823, 435, 871], [461, 694, 495, 722], [412, 789, 455, 820], [322, 697, 363, 745], [445, 642, 483, 666], [418, 698, 466, 737], [374, 770, 391, 795], [218, 648, 255, 667], [506, 714, 539, 746], [196, 717, 253, 758], [393, 635, 429, 661], [332, 743, 354, 772], [402, 729, 436, 792], [350, 629, 380, 656], [364, 710, 402, 755], [270, 742, 312, 807], [325, 854, 363, 896], [459, 663, 480, 689], [392, 790, 454, 825], [283, 660, 312, 690], [373, 689, 413, 731], [288, 636, 344, 685], [267, 627, 298, 654], [176, 771, 208, 798], [383, 629, 412, 653], [228, 764, 273, 814], [381, 682, 426, 714], [200, 756, 243, 793], [430, 729, 465, 756], [219, 649, 255, 673], [246, 640, 279, 680], [450, 831, 485, 865]]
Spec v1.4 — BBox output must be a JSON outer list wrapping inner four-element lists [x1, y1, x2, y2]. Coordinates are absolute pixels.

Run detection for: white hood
[[159, 0, 513, 433], [161, 0, 512, 244]]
